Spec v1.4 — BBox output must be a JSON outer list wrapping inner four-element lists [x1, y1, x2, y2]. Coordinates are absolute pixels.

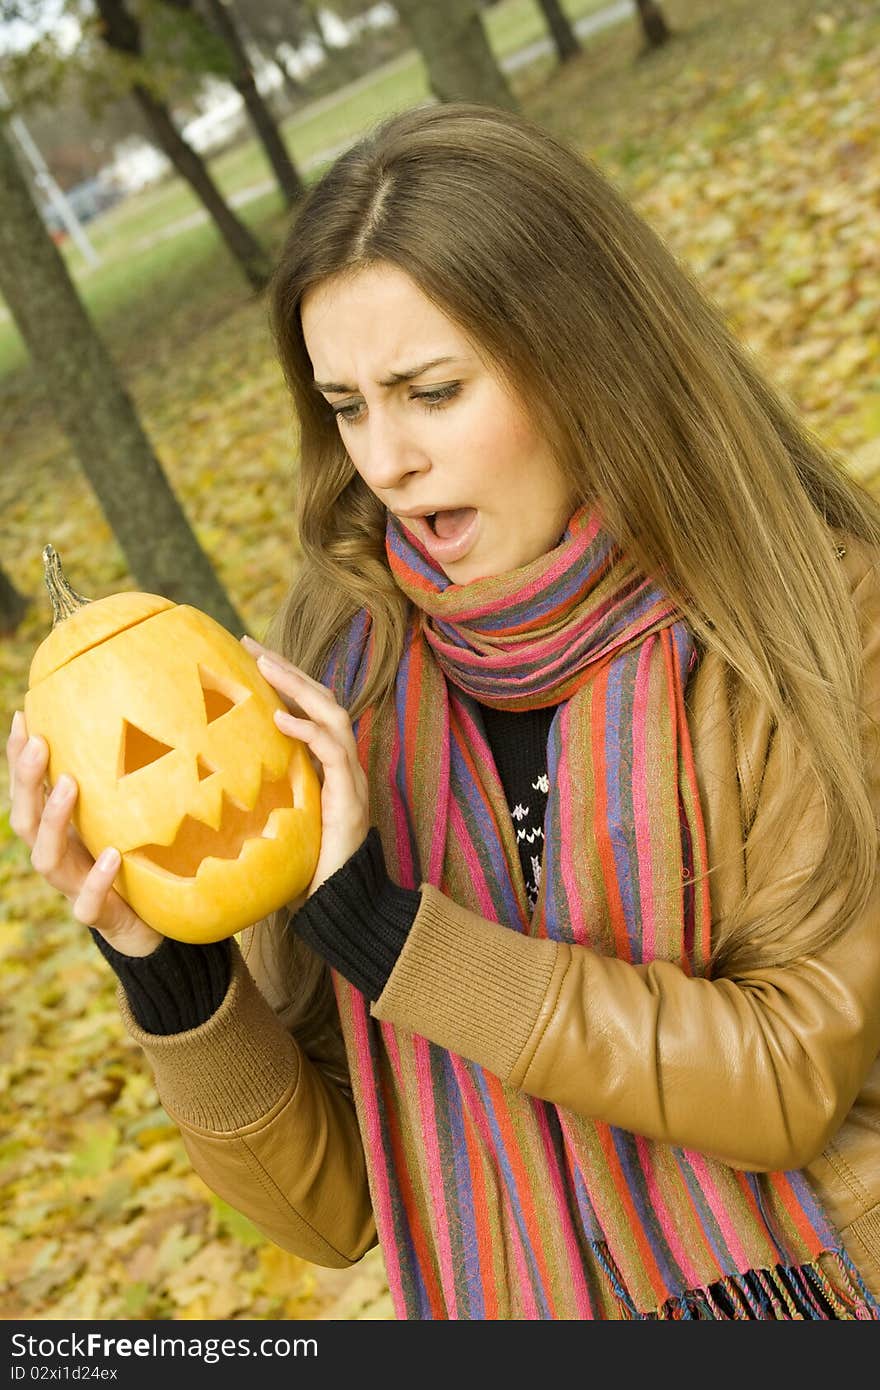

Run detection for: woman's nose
[[357, 411, 427, 490]]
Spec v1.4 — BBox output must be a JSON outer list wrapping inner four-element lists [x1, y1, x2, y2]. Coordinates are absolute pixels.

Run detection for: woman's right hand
[[6, 710, 164, 958]]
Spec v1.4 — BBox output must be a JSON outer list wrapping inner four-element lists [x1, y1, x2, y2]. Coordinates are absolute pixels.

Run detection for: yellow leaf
[[69, 1121, 120, 1178]]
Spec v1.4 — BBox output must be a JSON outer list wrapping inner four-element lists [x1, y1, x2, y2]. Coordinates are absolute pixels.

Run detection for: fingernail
[[258, 652, 285, 669], [22, 736, 43, 762], [11, 711, 23, 738], [97, 848, 120, 872], [241, 635, 262, 649], [49, 774, 75, 802]]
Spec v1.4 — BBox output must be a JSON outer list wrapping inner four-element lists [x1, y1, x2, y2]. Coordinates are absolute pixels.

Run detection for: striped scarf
[[323, 501, 878, 1319]]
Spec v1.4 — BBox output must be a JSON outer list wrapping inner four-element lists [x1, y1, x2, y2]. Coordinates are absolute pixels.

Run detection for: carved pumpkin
[[24, 547, 322, 944]]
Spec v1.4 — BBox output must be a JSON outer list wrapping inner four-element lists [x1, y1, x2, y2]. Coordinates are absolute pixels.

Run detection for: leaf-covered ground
[[2, 0, 879, 1321], [528, 0, 880, 460]]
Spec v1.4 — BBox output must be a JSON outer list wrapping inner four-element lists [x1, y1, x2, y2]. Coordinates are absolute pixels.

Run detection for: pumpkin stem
[[42, 545, 91, 627]]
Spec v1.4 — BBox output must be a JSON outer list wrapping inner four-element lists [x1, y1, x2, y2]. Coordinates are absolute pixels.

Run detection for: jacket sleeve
[[115, 940, 377, 1267], [372, 561, 880, 1174]]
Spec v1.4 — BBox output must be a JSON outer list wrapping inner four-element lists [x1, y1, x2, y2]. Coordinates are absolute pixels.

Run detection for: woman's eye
[[413, 383, 461, 410], [331, 383, 461, 424]]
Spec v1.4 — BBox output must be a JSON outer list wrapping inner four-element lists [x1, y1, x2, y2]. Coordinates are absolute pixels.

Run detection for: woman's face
[[301, 262, 578, 584]]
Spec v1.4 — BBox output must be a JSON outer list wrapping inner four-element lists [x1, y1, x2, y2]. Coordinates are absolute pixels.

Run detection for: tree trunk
[[201, 0, 305, 205], [0, 118, 245, 635], [94, 0, 271, 290], [0, 562, 30, 636], [536, 0, 580, 63], [275, 49, 306, 104], [393, 0, 518, 111], [634, 0, 671, 49], [132, 85, 271, 288]]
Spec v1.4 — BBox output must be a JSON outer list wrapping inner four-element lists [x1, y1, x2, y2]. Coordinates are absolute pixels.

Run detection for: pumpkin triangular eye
[[121, 721, 174, 775], [198, 665, 246, 722]]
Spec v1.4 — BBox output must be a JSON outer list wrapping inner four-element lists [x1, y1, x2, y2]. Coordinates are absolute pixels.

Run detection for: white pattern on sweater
[[510, 774, 550, 911]]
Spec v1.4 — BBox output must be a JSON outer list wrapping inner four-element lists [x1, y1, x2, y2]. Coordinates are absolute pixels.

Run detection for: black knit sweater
[[90, 701, 558, 1032]]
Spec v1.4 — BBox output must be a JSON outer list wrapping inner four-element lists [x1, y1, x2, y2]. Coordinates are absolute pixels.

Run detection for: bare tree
[[0, 563, 29, 636], [229, 0, 311, 105], [0, 116, 244, 633], [94, 0, 271, 289], [393, 0, 518, 111], [162, 0, 305, 205], [536, 0, 580, 64], [634, 0, 671, 50]]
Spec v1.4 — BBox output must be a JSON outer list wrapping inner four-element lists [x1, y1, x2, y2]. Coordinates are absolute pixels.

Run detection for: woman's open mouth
[[411, 508, 480, 563]]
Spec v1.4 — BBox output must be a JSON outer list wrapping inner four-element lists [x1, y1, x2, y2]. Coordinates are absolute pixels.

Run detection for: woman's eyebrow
[[313, 355, 464, 393]]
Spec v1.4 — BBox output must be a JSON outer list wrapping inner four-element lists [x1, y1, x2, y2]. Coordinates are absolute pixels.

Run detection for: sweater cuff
[[89, 928, 232, 1034], [290, 826, 421, 999], [371, 881, 560, 1078], [114, 942, 302, 1132]]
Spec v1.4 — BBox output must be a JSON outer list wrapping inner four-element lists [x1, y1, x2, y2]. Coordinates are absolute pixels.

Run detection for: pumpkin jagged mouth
[[127, 767, 296, 878]]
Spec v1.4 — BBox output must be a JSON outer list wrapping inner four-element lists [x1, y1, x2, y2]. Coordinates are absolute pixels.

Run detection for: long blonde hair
[[250, 102, 880, 1070]]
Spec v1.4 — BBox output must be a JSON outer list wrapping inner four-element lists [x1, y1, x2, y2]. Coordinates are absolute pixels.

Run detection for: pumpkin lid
[[29, 589, 175, 686]]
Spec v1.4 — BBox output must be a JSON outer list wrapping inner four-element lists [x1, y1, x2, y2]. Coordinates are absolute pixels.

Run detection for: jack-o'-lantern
[[24, 546, 322, 944]]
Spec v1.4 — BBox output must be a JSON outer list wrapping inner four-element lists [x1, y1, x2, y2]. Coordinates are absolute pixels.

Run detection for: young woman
[[8, 102, 880, 1320]]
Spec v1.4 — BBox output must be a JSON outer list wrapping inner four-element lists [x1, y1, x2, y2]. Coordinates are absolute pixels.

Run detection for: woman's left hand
[[241, 635, 371, 899]]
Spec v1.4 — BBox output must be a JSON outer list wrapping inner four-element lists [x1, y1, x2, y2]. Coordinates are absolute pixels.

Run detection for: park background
[[1, 0, 878, 1320]]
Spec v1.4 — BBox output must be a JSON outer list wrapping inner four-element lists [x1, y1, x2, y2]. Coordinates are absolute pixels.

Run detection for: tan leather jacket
[[116, 532, 880, 1298]]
